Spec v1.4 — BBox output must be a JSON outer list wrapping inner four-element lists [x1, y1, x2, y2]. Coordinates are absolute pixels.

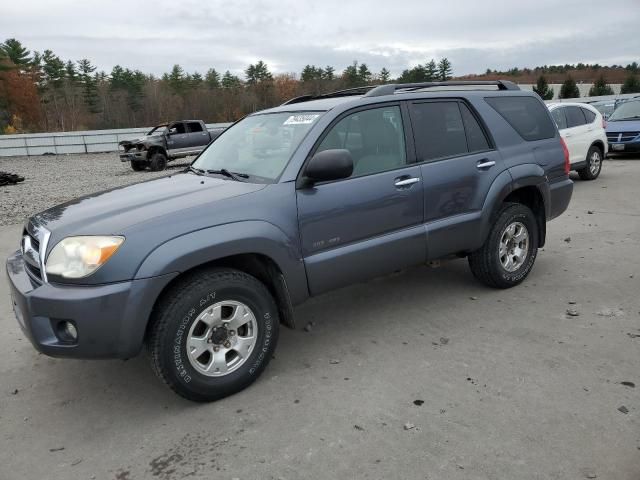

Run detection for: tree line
[[0, 38, 455, 134], [1, 37, 639, 133]]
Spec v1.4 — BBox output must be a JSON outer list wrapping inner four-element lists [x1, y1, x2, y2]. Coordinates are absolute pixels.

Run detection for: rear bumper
[[6, 250, 176, 359], [548, 177, 573, 221]]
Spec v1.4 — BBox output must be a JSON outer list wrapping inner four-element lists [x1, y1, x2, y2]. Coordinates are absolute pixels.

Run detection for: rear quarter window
[[581, 108, 596, 124], [485, 96, 556, 141]]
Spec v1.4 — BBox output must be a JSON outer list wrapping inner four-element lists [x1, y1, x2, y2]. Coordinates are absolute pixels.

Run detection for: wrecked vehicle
[[118, 120, 224, 171]]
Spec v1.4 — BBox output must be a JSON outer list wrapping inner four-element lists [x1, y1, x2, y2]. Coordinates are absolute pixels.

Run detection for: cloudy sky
[[3, 0, 639, 78]]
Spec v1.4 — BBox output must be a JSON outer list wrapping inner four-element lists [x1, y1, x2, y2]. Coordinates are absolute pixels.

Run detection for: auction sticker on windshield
[[283, 114, 320, 125]]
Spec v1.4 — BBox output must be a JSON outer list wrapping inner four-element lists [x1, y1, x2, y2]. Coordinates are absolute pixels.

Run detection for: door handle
[[476, 160, 496, 169], [394, 177, 421, 187]]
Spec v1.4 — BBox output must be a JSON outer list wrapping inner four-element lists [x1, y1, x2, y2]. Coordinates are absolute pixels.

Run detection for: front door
[[166, 122, 190, 154], [407, 99, 505, 259], [296, 104, 425, 295]]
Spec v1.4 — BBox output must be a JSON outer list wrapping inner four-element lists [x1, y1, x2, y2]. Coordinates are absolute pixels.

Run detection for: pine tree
[[323, 66, 335, 81], [190, 72, 203, 88], [205, 68, 220, 89], [588, 74, 614, 96], [77, 58, 100, 113], [379, 67, 390, 83], [342, 61, 360, 87], [533, 75, 554, 100], [301, 65, 320, 82], [425, 59, 438, 81], [0, 38, 31, 67], [167, 64, 185, 94], [437, 58, 452, 81], [245, 60, 272, 85], [620, 74, 640, 94], [358, 63, 372, 84], [559, 76, 580, 98], [221, 70, 241, 88]]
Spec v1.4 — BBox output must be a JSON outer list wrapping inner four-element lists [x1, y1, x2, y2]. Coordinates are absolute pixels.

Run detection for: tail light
[[560, 137, 570, 175], [602, 117, 607, 129]]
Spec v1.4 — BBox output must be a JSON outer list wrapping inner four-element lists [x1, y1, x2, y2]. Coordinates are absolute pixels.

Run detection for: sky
[[3, 0, 639, 78]]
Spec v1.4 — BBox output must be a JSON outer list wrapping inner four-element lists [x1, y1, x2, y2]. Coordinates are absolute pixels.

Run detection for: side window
[[565, 106, 587, 128], [169, 123, 186, 134], [485, 96, 556, 141], [551, 108, 568, 130], [581, 108, 596, 124], [188, 122, 203, 133], [409, 101, 467, 161], [316, 106, 406, 178], [460, 103, 490, 152]]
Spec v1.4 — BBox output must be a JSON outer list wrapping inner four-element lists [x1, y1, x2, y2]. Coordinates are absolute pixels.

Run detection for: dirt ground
[[0, 156, 638, 480]]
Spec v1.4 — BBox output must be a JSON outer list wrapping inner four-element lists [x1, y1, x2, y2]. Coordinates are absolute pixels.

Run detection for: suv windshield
[[608, 100, 640, 121], [192, 112, 323, 182]]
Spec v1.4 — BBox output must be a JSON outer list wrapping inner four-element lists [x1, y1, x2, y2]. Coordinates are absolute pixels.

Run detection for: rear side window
[[551, 108, 568, 130], [581, 108, 596, 124], [459, 103, 490, 152], [188, 122, 204, 133], [485, 96, 556, 141], [409, 101, 468, 161], [565, 106, 587, 128]]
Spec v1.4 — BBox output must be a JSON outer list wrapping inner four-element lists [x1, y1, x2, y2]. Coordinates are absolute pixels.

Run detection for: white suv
[[547, 102, 608, 180]]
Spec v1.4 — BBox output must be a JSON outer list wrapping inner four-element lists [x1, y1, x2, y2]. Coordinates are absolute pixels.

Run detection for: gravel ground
[[0, 153, 193, 226], [0, 156, 639, 479]]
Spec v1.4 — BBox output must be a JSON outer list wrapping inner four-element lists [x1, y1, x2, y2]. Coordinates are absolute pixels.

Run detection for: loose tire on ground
[[577, 145, 603, 181], [468, 202, 539, 289], [130, 160, 147, 171], [149, 151, 168, 171], [147, 268, 279, 402]]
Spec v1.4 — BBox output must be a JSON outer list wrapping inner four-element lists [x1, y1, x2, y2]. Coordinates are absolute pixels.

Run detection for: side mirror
[[303, 149, 353, 185]]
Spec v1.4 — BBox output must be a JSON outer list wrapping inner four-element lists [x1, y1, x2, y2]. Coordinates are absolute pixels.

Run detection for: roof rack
[[364, 80, 520, 97], [281, 86, 377, 105]]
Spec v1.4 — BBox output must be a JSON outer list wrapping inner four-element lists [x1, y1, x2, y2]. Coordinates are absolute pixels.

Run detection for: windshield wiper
[[186, 165, 205, 176], [206, 169, 249, 181]]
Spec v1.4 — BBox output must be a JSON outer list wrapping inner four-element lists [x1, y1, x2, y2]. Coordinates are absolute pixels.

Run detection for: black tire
[[148, 268, 279, 402], [149, 151, 168, 171], [577, 145, 603, 180], [131, 160, 147, 171], [468, 203, 539, 289]]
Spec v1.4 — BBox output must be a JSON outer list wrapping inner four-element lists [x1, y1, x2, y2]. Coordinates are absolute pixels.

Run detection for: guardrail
[[0, 123, 232, 157]]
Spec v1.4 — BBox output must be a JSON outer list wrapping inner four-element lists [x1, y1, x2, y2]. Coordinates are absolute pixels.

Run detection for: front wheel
[[148, 268, 279, 402], [468, 203, 539, 288], [149, 152, 168, 171], [577, 145, 603, 180]]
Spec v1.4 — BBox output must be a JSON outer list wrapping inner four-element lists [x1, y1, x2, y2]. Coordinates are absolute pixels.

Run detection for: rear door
[[186, 121, 211, 148], [296, 104, 425, 295], [408, 99, 504, 259], [563, 106, 590, 164]]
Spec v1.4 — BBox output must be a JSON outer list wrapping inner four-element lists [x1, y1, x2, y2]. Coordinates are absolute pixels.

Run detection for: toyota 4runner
[[7, 81, 573, 401]]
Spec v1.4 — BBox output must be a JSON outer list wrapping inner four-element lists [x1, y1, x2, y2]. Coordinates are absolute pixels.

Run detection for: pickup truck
[[119, 120, 224, 171]]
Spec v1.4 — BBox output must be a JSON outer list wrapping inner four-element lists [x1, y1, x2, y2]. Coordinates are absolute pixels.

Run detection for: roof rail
[[364, 80, 520, 97], [281, 86, 377, 106]]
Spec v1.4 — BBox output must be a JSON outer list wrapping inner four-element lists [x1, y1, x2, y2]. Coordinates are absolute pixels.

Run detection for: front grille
[[607, 132, 640, 143], [22, 229, 43, 281]]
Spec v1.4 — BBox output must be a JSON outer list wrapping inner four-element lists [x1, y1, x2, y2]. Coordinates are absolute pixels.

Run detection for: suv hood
[[606, 119, 640, 133], [30, 173, 267, 243]]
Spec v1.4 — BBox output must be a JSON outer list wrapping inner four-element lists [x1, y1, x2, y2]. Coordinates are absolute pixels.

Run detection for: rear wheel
[[468, 203, 539, 288], [149, 151, 168, 171], [130, 160, 147, 171], [577, 145, 603, 180], [148, 268, 279, 402]]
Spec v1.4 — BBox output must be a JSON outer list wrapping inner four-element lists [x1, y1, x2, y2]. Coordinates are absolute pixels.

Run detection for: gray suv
[[6, 81, 573, 401]]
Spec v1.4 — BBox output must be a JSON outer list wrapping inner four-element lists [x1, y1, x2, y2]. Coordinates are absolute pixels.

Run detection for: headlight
[[45, 236, 124, 279]]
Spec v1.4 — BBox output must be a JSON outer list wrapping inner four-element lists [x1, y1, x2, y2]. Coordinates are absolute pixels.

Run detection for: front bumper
[[6, 250, 176, 359], [119, 151, 147, 162], [608, 140, 640, 153], [548, 177, 573, 221]]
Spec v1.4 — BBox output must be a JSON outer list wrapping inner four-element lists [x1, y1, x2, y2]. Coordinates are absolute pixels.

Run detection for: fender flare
[[134, 220, 309, 305]]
